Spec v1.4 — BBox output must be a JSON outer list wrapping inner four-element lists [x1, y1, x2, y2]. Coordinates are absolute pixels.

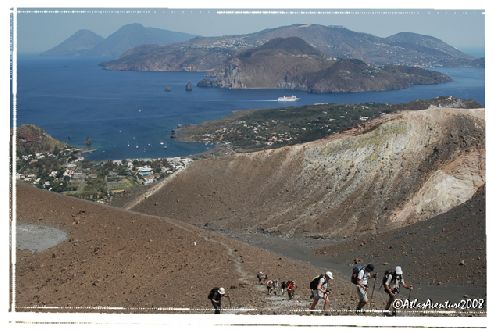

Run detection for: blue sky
[[16, 8, 484, 55]]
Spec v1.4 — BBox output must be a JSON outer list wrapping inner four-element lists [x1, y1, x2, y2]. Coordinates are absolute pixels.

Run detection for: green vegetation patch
[[177, 96, 481, 152], [108, 178, 137, 191]]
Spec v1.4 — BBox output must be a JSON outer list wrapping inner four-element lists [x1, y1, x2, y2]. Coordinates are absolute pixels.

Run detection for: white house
[[137, 166, 153, 177], [143, 174, 155, 185]]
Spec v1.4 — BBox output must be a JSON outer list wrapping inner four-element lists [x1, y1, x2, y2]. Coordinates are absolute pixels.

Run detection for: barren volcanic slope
[[133, 107, 484, 240], [16, 184, 380, 313]]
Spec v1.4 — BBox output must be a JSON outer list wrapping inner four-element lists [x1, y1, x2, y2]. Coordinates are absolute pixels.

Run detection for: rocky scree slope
[[316, 186, 485, 289], [17, 184, 371, 311]]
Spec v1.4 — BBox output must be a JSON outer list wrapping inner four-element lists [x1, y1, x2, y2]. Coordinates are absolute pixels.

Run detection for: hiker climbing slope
[[257, 271, 267, 284], [208, 287, 226, 314], [383, 266, 412, 316], [286, 280, 297, 300], [309, 271, 334, 313], [281, 280, 297, 299], [266, 279, 280, 295], [353, 263, 376, 312]]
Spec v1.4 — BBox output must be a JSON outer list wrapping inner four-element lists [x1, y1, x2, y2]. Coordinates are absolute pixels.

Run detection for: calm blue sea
[[16, 56, 485, 160]]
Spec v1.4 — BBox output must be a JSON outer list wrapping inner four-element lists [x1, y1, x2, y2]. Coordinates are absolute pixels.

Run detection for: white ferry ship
[[277, 95, 299, 102]]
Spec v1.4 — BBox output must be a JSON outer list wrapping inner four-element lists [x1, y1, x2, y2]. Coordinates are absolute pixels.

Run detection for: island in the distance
[[101, 23, 481, 72], [197, 37, 451, 93]]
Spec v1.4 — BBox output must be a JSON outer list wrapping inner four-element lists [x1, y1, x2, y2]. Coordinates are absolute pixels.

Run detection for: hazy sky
[[16, 8, 485, 54]]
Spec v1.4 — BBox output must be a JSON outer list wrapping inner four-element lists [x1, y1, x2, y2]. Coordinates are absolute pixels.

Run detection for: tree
[[117, 165, 129, 176]]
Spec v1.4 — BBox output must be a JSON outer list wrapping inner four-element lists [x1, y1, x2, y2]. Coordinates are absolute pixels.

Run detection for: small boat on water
[[164, 85, 172, 92], [277, 95, 299, 102]]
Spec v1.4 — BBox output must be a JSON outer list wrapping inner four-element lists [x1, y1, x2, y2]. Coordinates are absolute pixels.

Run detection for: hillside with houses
[[16, 124, 191, 204]]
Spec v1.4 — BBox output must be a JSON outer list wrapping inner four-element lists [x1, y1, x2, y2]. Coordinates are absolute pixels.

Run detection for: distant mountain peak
[[387, 31, 442, 42], [385, 31, 472, 60], [328, 24, 348, 29], [74, 28, 100, 35], [41, 23, 196, 58], [120, 23, 144, 28], [41, 29, 104, 57], [254, 37, 321, 55], [113, 23, 150, 33]]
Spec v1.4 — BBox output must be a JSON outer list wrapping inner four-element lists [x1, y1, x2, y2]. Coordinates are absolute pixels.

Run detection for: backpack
[[382, 270, 392, 285], [351, 264, 365, 285], [382, 271, 400, 287], [207, 288, 218, 300], [309, 274, 324, 290]]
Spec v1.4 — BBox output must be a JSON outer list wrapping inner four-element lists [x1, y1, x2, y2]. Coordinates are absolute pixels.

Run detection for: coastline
[[172, 96, 483, 153], [17, 57, 484, 161]]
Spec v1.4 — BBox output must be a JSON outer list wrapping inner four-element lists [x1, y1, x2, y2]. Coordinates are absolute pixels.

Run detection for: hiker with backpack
[[282, 280, 297, 299], [281, 281, 287, 296], [383, 266, 412, 316], [309, 271, 334, 313], [266, 279, 280, 295], [352, 263, 376, 312], [208, 287, 226, 314]]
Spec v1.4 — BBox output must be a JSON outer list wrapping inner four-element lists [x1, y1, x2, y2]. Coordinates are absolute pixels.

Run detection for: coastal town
[[15, 133, 191, 204]]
